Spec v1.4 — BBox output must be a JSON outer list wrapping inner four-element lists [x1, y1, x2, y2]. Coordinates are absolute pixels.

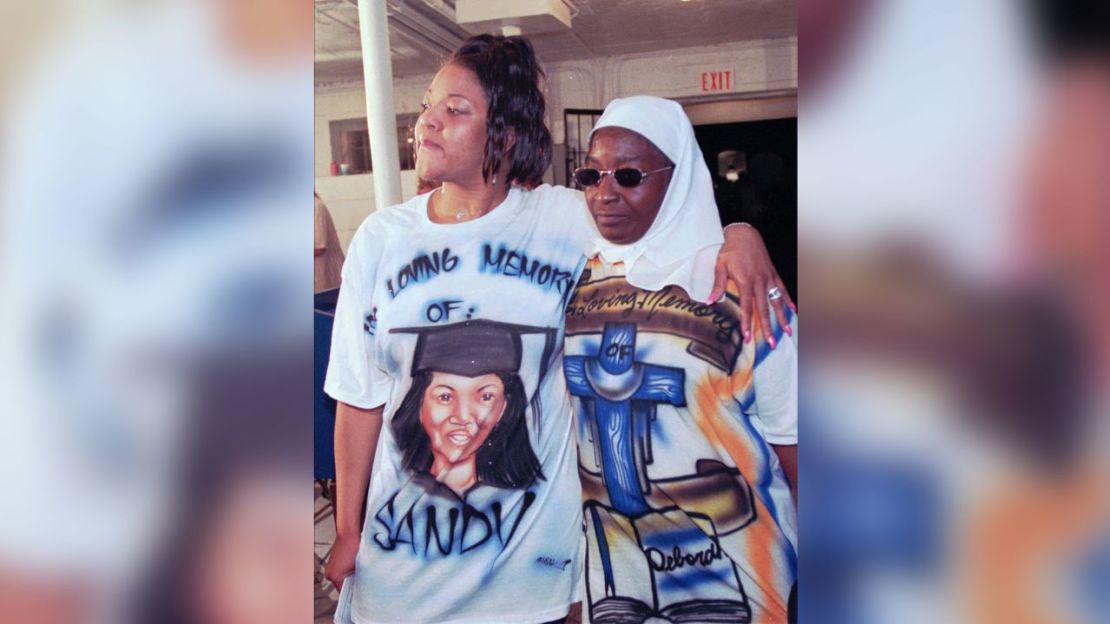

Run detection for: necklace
[[431, 188, 470, 222]]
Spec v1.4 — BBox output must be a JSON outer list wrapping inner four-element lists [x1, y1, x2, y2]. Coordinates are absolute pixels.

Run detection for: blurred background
[[1, 1, 314, 623], [799, 0, 1109, 622], [0, 0, 1106, 622]]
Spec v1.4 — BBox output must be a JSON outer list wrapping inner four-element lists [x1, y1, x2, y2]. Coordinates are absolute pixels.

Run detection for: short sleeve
[[748, 314, 798, 445], [323, 224, 393, 408]]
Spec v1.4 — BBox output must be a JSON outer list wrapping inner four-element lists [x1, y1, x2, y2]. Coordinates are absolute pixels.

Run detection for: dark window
[[328, 113, 420, 174]]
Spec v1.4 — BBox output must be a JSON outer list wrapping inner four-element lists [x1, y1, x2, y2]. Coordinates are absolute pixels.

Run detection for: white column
[[357, 0, 402, 211]]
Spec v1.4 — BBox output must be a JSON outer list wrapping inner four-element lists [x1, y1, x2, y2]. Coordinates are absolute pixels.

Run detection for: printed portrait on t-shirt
[[390, 319, 556, 495]]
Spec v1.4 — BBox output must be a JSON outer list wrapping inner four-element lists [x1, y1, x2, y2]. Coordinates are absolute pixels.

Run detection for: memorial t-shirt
[[564, 256, 798, 624], [325, 185, 593, 624]]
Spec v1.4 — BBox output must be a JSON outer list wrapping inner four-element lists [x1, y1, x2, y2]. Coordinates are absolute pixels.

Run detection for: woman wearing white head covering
[[587, 95, 725, 302], [564, 95, 799, 623]]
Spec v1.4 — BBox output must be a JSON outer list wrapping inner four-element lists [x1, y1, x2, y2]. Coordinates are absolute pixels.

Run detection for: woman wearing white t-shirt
[[323, 35, 792, 624]]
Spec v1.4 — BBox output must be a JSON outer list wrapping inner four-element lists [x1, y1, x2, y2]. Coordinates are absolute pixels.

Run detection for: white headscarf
[[588, 96, 724, 302]]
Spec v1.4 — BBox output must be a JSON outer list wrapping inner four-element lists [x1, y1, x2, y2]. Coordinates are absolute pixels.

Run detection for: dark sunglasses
[[572, 165, 674, 188]]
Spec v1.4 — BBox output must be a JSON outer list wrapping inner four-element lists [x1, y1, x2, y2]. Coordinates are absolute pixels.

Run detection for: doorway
[[694, 117, 797, 300]]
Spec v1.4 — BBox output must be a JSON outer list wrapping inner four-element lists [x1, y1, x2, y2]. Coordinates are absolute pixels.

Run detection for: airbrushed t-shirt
[[325, 185, 593, 624], [564, 256, 798, 624]]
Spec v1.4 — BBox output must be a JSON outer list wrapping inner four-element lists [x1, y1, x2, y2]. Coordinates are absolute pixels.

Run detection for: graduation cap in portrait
[[391, 319, 558, 427]]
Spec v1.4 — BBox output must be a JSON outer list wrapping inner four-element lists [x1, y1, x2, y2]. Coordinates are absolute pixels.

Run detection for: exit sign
[[700, 69, 735, 92]]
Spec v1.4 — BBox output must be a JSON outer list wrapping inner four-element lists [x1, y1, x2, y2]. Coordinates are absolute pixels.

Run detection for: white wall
[[314, 37, 797, 252], [316, 171, 424, 252], [544, 37, 797, 143], [314, 73, 432, 250]]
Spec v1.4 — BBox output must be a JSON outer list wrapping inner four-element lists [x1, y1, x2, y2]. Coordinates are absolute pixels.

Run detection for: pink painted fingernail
[[708, 290, 722, 304], [744, 330, 752, 343], [769, 336, 777, 349], [785, 325, 793, 337]]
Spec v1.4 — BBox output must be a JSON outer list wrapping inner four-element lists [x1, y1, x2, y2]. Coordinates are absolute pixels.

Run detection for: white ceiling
[[315, 0, 796, 84]]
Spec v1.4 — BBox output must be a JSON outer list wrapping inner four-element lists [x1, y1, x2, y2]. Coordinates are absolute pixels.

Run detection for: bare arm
[[771, 444, 797, 502], [325, 401, 385, 590]]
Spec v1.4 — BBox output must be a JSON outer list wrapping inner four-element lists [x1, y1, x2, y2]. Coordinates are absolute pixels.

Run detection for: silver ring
[[767, 286, 783, 301]]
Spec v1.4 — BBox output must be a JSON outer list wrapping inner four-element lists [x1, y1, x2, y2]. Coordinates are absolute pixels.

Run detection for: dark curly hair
[[448, 34, 552, 188], [393, 371, 543, 489]]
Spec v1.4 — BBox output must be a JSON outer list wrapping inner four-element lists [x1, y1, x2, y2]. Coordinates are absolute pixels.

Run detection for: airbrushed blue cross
[[564, 322, 686, 518]]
